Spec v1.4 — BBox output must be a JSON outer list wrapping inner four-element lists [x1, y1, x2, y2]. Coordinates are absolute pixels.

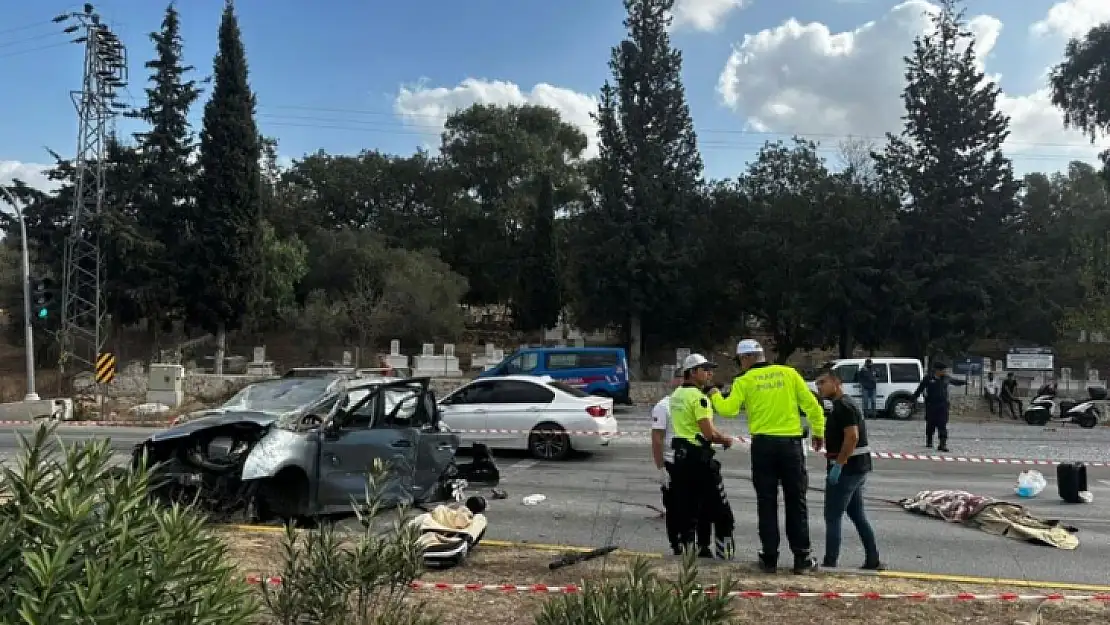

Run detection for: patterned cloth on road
[[899, 489, 1079, 550]]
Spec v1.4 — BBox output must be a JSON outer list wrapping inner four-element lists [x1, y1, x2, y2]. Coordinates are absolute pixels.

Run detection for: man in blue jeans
[[815, 368, 882, 570], [857, 359, 878, 418]]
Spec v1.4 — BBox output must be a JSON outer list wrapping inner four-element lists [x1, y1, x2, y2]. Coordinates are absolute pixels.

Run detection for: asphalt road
[[3, 417, 1110, 584]]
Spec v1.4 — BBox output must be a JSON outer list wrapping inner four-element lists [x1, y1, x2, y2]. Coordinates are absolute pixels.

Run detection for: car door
[[438, 381, 495, 444], [482, 380, 557, 449], [317, 386, 419, 510], [408, 390, 460, 502], [870, 362, 891, 410]]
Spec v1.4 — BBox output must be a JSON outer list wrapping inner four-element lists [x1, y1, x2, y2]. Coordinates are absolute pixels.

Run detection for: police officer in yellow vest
[[668, 353, 737, 559], [706, 339, 826, 573]]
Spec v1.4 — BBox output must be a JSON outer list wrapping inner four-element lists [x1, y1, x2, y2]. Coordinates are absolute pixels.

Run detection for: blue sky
[[1, 0, 1107, 188]]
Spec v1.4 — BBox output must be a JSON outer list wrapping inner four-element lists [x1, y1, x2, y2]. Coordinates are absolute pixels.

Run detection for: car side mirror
[[323, 419, 341, 438]]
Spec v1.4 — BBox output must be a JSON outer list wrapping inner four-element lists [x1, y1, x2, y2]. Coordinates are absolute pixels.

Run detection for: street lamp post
[[0, 186, 40, 401]]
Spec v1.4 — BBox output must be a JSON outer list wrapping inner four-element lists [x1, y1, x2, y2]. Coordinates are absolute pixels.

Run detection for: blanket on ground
[[899, 489, 1079, 550]]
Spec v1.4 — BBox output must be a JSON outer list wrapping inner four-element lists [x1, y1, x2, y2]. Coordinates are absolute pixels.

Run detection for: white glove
[[659, 468, 670, 489]]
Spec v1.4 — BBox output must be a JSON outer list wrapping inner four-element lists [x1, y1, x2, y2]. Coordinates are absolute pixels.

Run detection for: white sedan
[[438, 375, 618, 461]]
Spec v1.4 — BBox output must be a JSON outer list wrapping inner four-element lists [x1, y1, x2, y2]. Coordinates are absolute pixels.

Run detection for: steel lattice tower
[[56, 4, 127, 376]]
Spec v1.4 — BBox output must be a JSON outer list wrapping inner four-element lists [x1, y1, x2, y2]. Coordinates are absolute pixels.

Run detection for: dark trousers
[[750, 435, 810, 561], [924, 404, 949, 442], [1001, 397, 1022, 419], [985, 393, 1002, 414], [669, 446, 735, 555], [662, 461, 711, 552]]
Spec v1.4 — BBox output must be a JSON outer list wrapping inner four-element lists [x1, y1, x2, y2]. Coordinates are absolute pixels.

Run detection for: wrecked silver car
[[132, 376, 499, 522]]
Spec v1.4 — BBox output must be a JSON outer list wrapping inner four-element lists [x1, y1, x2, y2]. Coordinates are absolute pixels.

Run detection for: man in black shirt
[[815, 368, 882, 570], [1000, 373, 1022, 420]]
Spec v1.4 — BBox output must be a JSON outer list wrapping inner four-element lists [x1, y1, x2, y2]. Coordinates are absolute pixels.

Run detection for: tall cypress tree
[[873, 0, 1021, 357], [129, 3, 201, 340], [189, 0, 262, 372], [570, 0, 703, 372], [513, 172, 562, 334]]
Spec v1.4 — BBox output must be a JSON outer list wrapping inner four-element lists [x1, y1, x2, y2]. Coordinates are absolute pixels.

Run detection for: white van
[[808, 357, 925, 419]]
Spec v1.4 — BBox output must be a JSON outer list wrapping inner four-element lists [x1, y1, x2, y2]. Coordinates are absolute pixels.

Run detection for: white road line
[[1098, 479, 1110, 489], [506, 460, 538, 471]]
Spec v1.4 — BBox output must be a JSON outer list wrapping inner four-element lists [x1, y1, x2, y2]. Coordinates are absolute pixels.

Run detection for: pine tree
[[189, 0, 262, 372], [128, 3, 201, 339], [873, 0, 1021, 357], [570, 0, 703, 371]]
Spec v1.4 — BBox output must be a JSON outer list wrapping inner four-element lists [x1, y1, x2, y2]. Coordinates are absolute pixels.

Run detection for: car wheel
[[528, 422, 571, 461], [887, 396, 914, 420]]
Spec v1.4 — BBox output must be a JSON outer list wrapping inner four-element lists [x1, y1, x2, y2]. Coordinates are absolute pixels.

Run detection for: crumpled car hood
[[148, 411, 278, 442]]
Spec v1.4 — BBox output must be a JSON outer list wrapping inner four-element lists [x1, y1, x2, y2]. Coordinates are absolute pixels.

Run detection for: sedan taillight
[[586, 405, 608, 418]]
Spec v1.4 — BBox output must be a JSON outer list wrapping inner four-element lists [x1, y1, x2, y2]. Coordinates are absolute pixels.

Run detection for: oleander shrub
[[256, 458, 439, 625], [0, 423, 255, 625], [534, 552, 736, 625]]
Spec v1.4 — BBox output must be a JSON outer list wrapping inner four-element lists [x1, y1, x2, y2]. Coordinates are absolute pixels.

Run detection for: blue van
[[477, 346, 632, 404]]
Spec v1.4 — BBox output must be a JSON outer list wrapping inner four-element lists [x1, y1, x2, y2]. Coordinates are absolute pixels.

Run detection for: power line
[[0, 39, 70, 60], [0, 30, 67, 50]]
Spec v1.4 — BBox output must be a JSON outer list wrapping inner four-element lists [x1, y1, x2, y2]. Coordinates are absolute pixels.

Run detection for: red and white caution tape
[[868, 451, 1108, 468], [0, 419, 169, 427], [3, 420, 1108, 469], [241, 576, 1110, 601]]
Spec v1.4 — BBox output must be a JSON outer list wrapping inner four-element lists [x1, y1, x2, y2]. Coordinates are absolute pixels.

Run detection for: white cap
[[736, 339, 764, 355], [682, 353, 717, 372]]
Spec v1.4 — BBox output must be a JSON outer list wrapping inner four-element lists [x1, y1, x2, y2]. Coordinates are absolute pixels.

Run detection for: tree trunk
[[838, 321, 854, 359], [214, 322, 226, 375], [629, 314, 643, 379]]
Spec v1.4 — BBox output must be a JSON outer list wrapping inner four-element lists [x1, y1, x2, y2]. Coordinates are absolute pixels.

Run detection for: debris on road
[[548, 545, 618, 570], [522, 494, 546, 506], [1015, 469, 1047, 497]]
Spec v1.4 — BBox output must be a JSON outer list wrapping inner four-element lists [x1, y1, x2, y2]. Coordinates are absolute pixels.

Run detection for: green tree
[[1050, 23, 1110, 182], [736, 139, 828, 361], [126, 2, 202, 337], [873, 0, 1021, 358], [189, 0, 263, 373], [570, 0, 704, 372], [513, 172, 562, 334], [250, 220, 308, 327], [439, 103, 587, 305]]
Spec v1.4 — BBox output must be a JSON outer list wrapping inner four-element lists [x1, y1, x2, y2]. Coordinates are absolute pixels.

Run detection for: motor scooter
[[1023, 384, 1105, 428]]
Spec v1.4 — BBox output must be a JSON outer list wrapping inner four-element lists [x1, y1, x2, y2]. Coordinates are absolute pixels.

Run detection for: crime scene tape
[[240, 577, 1110, 601], [2, 420, 1107, 469]]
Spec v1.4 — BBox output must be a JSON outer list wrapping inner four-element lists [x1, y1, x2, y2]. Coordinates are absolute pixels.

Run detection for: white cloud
[[0, 161, 56, 195], [1031, 0, 1110, 39], [671, 0, 749, 32], [393, 78, 601, 157], [717, 0, 1109, 169]]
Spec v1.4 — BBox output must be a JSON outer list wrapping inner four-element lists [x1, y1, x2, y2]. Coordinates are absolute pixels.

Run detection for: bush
[[256, 458, 439, 625], [0, 424, 255, 625], [534, 552, 736, 625]]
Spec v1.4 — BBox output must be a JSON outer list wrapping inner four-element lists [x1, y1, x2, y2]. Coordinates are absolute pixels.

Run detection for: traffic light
[[31, 278, 55, 319]]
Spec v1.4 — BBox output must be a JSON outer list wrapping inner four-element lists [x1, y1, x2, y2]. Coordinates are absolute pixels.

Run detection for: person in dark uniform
[[911, 362, 966, 452]]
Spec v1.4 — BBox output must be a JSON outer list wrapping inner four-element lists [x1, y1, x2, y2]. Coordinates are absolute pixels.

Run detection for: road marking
[[482, 539, 662, 558], [507, 460, 538, 471], [1098, 479, 1110, 489], [876, 570, 1110, 592]]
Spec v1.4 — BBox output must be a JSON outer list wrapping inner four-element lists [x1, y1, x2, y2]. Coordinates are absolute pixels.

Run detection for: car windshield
[[221, 378, 334, 415]]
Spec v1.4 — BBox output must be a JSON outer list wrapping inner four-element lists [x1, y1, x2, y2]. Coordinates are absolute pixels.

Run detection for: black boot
[[925, 436, 933, 449], [937, 437, 950, 453], [792, 552, 818, 574], [757, 551, 777, 573]]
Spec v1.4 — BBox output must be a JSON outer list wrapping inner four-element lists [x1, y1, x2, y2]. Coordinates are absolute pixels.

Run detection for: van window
[[889, 363, 922, 383], [869, 363, 890, 384], [833, 364, 859, 383], [545, 351, 619, 370], [504, 352, 540, 374]]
